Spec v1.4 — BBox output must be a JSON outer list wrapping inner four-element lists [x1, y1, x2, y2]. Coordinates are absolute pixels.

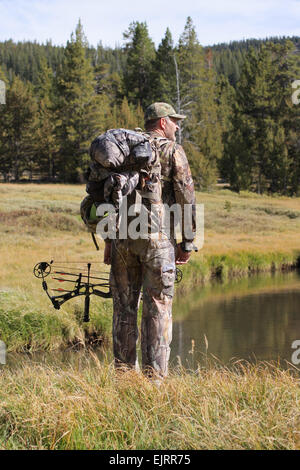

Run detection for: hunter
[[105, 102, 196, 381]]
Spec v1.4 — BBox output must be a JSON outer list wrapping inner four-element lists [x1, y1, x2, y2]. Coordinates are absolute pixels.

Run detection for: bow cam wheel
[[33, 262, 51, 278]]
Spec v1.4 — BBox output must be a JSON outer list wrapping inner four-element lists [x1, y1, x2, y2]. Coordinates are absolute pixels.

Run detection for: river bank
[[0, 184, 300, 352]]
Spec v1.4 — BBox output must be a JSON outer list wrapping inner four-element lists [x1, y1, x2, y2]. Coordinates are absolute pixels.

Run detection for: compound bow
[[33, 260, 183, 322], [33, 261, 111, 322]]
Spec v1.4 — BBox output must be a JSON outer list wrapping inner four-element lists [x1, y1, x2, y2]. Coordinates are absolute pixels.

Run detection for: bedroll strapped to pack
[[80, 128, 163, 247], [90, 128, 153, 170]]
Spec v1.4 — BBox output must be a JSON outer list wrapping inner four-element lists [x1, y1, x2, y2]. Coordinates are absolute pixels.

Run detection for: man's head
[[144, 102, 186, 142]]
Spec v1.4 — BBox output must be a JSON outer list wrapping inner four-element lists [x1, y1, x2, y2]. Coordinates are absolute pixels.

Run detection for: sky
[[0, 0, 300, 48]]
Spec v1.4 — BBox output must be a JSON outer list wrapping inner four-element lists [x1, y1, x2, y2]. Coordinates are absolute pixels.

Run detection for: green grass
[[178, 251, 299, 289], [0, 290, 112, 352], [0, 357, 299, 450]]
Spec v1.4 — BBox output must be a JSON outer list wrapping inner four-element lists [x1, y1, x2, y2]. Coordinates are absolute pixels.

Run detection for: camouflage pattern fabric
[[80, 195, 98, 233], [148, 132, 196, 243], [104, 171, 140, 208], [110, 237, 175, 379], [144, 102, 186, 121], [87, 128, 155, 208], [109, 133, 196, 379], [90, 128, 152, 170]]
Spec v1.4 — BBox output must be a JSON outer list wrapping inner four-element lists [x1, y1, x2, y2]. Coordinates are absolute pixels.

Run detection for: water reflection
[[171, 271, 300, 369]]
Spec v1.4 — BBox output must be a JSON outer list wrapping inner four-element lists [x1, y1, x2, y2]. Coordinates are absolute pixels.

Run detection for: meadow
[[0, 183, 300, 450], [0, 183, 300, 352]]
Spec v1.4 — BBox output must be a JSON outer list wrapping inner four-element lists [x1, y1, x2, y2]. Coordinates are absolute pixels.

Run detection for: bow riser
[[36, 261, 112, 322]]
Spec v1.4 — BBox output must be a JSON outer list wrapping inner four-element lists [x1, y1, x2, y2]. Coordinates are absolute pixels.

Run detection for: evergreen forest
[[0, 17, 299, 195]]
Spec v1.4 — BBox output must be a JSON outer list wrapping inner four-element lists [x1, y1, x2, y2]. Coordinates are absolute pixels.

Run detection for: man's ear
[[160, 117, 167, 131]]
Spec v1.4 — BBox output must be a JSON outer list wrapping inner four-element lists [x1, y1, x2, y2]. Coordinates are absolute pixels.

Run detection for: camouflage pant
[[110, 237, 176, 379]]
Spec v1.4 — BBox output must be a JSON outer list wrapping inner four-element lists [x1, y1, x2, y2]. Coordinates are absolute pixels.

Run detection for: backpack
[[80, 128, 163, 247]]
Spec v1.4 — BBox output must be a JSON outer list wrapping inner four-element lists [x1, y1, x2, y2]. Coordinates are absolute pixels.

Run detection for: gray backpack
[[80, 128, 163, 247]]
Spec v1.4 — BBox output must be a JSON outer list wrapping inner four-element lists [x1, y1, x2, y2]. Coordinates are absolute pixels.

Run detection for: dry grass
[[0, 184, 112, 351], [0, 356, 299, 450], [196, 189, 300, 255]]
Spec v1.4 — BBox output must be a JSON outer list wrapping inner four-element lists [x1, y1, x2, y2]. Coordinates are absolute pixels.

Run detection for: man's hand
[[104, 240, 112, 265], [175, 243, 191, 265]]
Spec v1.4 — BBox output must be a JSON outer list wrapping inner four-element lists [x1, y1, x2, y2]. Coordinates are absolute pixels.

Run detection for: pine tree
[[0, 76, 38, 181], [55, 20, 104, 181], [123, 21, 156, 107], [176, 17, 203, 119], [114, 97, 144, 129], [223, 42, 297, 194], [176, 17, 223, 189], [95, 62, 122, 104], [151, 28, 177, 104], [34, 57, 57, 179]]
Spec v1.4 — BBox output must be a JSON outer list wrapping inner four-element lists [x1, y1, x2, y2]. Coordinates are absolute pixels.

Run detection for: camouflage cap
[[144, 102, 186, 122]]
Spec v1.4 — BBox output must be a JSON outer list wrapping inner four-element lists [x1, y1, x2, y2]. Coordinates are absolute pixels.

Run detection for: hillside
[[1, 34, 299, 86]]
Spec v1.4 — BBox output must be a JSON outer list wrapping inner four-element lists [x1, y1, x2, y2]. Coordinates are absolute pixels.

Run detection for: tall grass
[[0, 357, 299, 450]]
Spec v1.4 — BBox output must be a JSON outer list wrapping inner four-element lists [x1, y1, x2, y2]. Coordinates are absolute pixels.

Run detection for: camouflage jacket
[[148, 131, 196, 244], [86, 128, 196, 243]]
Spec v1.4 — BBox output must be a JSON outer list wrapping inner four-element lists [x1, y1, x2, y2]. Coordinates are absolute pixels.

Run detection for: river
[[171, 270, 300, 369]]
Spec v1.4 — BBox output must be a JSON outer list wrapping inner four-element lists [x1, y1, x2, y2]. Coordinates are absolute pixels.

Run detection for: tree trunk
[[174, 54, 182, 145]]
